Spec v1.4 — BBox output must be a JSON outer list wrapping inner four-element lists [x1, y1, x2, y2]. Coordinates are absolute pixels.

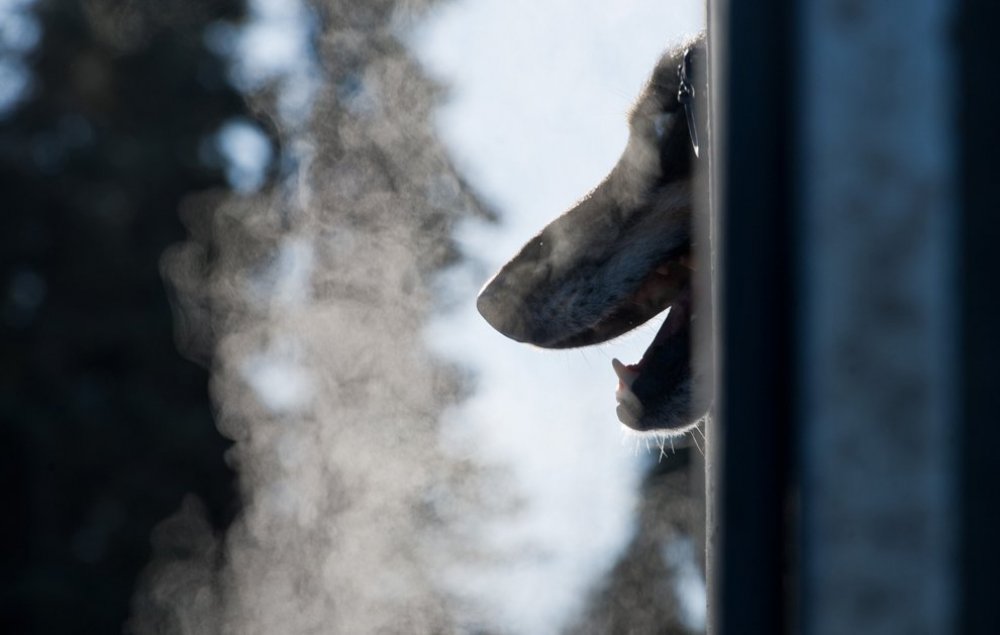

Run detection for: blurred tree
[[0, 1, 259, 632]]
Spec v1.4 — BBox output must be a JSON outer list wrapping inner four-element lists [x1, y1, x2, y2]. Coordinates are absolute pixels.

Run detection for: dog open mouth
[[611, 267, 692, 432], [476, 241, 697, 434], [594, 252, 694, 433]]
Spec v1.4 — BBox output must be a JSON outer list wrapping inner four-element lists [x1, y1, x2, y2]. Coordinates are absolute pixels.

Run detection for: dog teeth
[[612, 358, 639, 389]]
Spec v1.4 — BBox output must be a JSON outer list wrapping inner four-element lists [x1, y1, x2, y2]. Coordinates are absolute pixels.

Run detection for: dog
[[476, 35, 708, 435]]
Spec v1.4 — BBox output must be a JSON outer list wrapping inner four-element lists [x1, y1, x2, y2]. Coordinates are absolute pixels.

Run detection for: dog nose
[[476, 275, 530, 343]]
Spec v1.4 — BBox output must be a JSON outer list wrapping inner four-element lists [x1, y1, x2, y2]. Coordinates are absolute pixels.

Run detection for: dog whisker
[[657, 436, 668, 462], [689, 429, 704, 458]]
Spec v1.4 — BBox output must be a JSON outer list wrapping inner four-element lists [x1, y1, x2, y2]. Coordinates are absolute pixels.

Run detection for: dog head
[[476, 36, 707, 434]]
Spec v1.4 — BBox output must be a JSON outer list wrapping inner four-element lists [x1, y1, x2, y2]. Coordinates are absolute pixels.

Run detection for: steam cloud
[[130, 0, 703, 633]]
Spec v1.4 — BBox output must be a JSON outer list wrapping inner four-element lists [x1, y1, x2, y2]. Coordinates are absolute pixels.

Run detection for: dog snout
[[476, 274, 532, 343]]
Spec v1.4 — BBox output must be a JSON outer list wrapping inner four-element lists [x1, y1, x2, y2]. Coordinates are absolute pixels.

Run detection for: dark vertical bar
[[960, 2, 1000, 633], [709, 0, 795, 633]]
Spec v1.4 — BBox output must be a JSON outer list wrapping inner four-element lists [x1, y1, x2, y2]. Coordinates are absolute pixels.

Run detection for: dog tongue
[[612, 358, 639, 389], [611, 358, 644, 426]]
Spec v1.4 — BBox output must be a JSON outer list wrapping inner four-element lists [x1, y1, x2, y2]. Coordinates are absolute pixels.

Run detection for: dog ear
[[650, 35, 706, 112], [648, 36, 705, 183]]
